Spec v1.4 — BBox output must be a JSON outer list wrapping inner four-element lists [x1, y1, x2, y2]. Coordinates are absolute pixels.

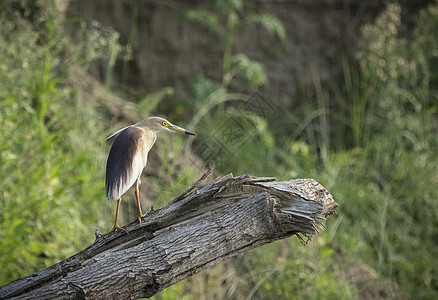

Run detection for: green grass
[[0, 7, 111, 284], [1, 1, 437, 299], [170, 2, 438, 299]]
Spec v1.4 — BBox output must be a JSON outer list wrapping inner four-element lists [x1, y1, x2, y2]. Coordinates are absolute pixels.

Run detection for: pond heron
[[103, 116, 196, 235]]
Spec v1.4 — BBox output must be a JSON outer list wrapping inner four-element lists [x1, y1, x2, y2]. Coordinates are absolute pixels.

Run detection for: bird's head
[[137, 117, 196, 136]]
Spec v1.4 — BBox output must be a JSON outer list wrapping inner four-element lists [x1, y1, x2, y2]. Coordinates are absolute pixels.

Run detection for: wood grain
[[0, 172, 338, 300]]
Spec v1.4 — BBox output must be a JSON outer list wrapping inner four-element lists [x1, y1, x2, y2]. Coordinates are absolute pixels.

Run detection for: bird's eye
[[162, 121, 167, 126]]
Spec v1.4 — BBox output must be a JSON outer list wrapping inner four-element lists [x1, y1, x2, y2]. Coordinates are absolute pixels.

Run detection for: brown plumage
[[102, 116, 195, 235], [106, 126, 151, 200]]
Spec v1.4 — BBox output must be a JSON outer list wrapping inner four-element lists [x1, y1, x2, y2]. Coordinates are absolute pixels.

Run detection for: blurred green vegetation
[[0, 5, 109, 282], [1, 1, 437, 300]]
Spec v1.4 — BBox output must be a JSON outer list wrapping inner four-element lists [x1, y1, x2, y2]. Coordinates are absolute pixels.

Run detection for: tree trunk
[[0, 170, 338, 300]]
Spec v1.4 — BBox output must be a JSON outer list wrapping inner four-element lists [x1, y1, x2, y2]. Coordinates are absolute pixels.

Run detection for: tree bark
[[0, 170, 338, 300]]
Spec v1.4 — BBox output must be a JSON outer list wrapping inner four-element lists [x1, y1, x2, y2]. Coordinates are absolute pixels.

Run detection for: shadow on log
[[0, 168, 338, 299]]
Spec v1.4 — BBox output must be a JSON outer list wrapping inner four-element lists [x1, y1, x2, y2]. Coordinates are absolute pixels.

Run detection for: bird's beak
[[169, 124, 196, 136]]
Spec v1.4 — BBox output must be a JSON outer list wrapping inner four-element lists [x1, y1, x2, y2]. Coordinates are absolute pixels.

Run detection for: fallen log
[[0, 169, 338, 299]]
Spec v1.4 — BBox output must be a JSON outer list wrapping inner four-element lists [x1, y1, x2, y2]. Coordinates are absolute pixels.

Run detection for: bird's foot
[[100, 223, 129, 236], [137, 213, 145, 225]]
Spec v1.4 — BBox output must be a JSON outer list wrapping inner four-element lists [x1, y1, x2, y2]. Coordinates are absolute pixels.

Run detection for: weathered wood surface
[[0, 171, 338, 300]]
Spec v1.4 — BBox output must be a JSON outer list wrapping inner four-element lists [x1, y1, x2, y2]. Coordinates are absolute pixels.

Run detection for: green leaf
[[184, 9, 220, 35], [188, 75, 223, 101], [245, 13, 287, 42], [230, 53, 266, 88]]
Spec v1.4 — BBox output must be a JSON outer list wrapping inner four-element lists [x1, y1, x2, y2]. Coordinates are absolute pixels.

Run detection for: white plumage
[[101, 117, 195, 236]]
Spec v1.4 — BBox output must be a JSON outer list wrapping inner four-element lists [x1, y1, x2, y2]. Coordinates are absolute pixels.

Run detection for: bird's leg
[[135, 178, 145, 224], [101, 198, 128, 236]]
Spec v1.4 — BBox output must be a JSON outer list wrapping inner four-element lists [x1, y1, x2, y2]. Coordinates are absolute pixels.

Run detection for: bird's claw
[[100, 224, 129, 236], [137, 213, 145, 225]]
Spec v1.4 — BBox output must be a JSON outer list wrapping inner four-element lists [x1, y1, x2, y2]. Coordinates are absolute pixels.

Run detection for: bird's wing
[[106, 126, 131, 140], [105, 126, 146, 200]]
